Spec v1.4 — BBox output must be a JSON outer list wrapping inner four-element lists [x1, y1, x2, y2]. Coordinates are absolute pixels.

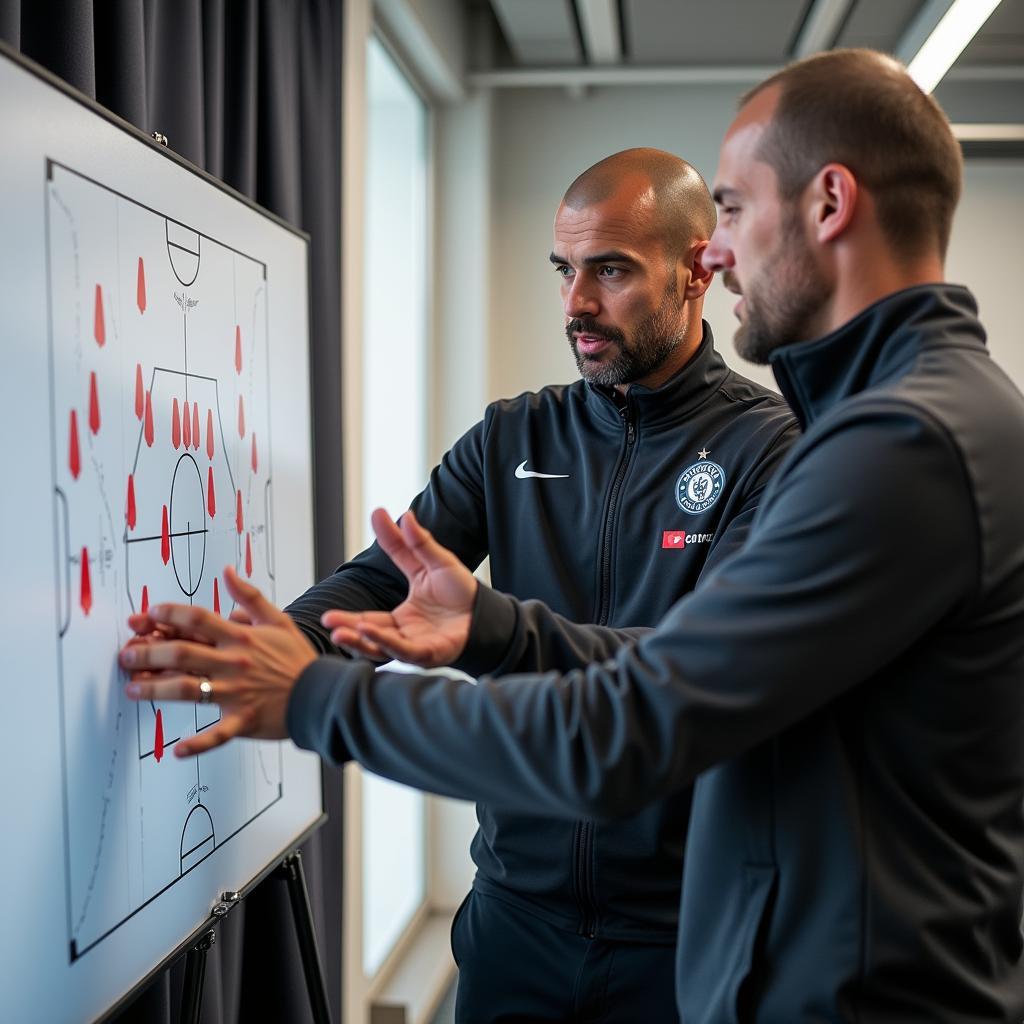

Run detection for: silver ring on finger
[[197, 677, 215, 705]]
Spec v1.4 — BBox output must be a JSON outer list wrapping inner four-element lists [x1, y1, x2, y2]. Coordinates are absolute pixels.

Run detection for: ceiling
[[473, 0, 1024, 71], [462, 0, 1023, 147]]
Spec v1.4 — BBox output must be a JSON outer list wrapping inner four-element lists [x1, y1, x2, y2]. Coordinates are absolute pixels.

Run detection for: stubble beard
[[568, 287, 688, 387], [733, 215, 829, 366]]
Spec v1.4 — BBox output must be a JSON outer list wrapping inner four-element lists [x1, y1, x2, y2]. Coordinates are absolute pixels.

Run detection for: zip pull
[[626, 416, 636, 445]]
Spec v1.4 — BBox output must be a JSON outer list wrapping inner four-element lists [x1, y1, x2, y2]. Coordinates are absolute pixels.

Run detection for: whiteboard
[[0, 44, 324, 1024]]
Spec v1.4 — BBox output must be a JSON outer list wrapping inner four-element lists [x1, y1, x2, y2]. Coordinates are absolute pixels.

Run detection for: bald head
[[562, 148, 716, 258]]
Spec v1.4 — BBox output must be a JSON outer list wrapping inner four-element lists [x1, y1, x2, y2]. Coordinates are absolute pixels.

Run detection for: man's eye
[[598, 266, 623, 278], [554, 264, 572, 278]]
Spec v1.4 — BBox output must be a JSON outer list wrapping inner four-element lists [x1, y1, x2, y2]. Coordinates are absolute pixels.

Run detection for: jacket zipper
[[574, 402, 637, 938]]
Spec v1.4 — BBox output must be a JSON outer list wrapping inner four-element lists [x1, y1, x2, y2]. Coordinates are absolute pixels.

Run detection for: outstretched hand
[[119, 566, 317, 757], [321, 508, 477, 668]]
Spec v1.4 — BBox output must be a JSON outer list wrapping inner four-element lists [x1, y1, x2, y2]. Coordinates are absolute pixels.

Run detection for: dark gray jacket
[[290, 285, 1024, 1021], [287, 324, 797, 940]]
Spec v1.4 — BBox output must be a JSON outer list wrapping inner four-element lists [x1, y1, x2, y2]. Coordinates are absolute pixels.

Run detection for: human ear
[[682, 239, 714, 299], [811, 163, 857, 244]]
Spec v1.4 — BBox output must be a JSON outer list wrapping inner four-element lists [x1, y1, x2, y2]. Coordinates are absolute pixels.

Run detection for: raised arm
[[286, 417, 490, 652], [291, 408, 977, 818]]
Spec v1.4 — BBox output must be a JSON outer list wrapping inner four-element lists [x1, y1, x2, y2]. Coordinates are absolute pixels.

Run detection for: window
[[360, 33, 430, 977]]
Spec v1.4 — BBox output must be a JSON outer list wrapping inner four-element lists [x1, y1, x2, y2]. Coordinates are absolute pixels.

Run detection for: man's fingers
[[229, 608, 253, 625], [398, 510, 462, 572], [356, 623, 442, 667], [124, 673, 212, 703], [143, 601, 243, 645], [126, 614, 197, 638], [174, 717, 245, 757], [369, 508, 427, 580], [224, 566, 287, 626], [328, 626, 385, 659], [120, 638, 243, 677], [127, 612, 158, 635], [321, 609, 396, 631]]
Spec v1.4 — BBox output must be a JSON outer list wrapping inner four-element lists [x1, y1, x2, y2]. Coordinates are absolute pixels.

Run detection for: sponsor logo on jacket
[[662, 530, 715, 549]]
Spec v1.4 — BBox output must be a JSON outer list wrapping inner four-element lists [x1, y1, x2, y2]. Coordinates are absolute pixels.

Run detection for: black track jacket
[[289, 286, 1024, 1020], [287, 323, 797, 941]]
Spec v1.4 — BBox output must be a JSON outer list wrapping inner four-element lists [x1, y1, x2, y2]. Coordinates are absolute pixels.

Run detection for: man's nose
[[703, 229, 733, 274], [564, 275, 599, 318]]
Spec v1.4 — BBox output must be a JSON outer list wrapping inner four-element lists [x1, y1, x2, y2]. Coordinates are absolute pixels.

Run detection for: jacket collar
[[588, 320, 732, 428], [769, 284, 986, 429]]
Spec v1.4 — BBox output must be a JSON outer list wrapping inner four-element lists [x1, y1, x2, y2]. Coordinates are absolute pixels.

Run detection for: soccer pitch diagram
[[46, 161, 283, 960]]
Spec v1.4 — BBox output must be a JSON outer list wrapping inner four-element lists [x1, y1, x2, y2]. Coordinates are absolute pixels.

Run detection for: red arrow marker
[[206, 408, 214, 459], [154, 709, 164, 762], [245, 533, 253, 577], [237, 394, 245, 438], [144, 389, 154, 446], [160, 505, 170, 565], [207, 466, 216, 518], [68, 409, 81, 480], [235, 489, 243, 534], [251, 432, 258, 473], [182, 399, 191, 448], [94, 284, 105, 346], [135, 364, 144, 419], [171, 397, 181, 450], [80, 546, 92, 616], [88, 371, 100, 435], [192, 402, 200, 450], [235, 325, 242, 374], [137, 257, 147, 314], [126, 473, 136, 530], [213, 576, 221, 615], [141, 584, 149, 613]]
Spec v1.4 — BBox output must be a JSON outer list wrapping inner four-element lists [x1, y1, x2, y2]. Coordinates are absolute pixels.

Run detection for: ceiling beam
[[489, 0, 582, 65], [464, 61, 1024, 90], [952, 123, 1024, 158], [575, 0, 622, 65], [467, 65, 781, 88], [792, 0, 855, 58]]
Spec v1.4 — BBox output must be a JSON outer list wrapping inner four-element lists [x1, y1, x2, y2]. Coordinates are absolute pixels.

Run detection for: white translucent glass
[[361, 35, 429, 977]]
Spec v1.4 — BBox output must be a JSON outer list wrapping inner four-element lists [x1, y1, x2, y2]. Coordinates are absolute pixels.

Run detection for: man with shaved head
[[221, 149, 796, 1019]]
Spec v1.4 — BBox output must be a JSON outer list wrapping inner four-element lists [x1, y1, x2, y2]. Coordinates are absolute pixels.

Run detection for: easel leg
[[277, 850, 333, 1024], [179, 929, 215, 1024]]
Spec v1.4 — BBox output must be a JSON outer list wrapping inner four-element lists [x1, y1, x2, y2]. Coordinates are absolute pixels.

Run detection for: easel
[[179, 850, 333, 1024]]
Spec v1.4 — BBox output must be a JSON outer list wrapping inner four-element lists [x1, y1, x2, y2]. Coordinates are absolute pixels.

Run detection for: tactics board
[[0, 43, 323, 1024]]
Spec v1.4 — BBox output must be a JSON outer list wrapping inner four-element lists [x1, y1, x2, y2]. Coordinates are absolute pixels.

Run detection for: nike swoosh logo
[[515, 460, 569, 480]]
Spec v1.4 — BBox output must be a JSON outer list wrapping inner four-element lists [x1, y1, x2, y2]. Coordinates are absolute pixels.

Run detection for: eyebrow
[[548, 251, 637, 267], [712, 187, 740, 205]]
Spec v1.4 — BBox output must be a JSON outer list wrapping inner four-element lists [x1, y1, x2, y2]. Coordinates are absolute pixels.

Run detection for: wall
[[947, 160, 1024, 384]]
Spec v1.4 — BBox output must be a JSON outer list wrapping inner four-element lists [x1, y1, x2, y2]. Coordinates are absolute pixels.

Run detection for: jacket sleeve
[[287, 407, 978, 819], [286, 417, 490, 653]]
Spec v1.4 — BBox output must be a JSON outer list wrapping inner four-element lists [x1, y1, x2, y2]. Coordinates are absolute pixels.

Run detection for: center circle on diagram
[[170, 453, 207, 596]]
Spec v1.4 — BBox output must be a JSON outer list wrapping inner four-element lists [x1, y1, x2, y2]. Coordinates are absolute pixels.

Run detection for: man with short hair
[[122, 50, 1024, 1020], [125, 149, 797, 1021]]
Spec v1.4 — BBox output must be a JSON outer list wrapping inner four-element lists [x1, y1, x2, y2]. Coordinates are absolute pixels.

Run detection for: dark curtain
[[0, 2, 345, 1021]]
